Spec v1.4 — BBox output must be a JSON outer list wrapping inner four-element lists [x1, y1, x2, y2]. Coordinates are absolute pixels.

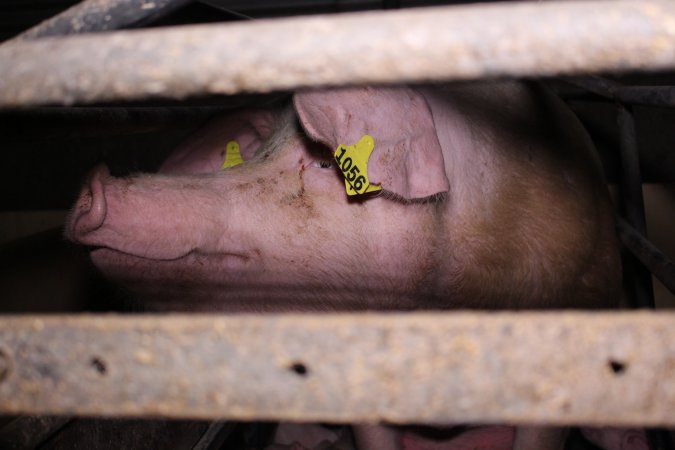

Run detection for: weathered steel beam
[[0, 1, 674, 106], [1, 312, 674, 426], [11, 0, 193, 42]]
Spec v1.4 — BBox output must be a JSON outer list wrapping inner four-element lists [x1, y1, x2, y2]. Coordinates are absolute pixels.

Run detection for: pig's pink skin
[[160, 108, 280, 174], [265, 424, 649, 450], [294, 87, 450, 200], [66, 81, 619, 312], [70, 163, 108, 237], [268, 424, 516, 450], [68, 130, 444, 311], [401, 426, 514, 450]]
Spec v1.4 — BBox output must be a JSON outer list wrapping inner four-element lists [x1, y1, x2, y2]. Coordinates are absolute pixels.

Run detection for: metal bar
[[618, 86, 675, 109], [0, 416, 72, 449], [616, 104, 655, 308], [1, 0, 675, 106], [566, 77, 675, 108], [11, 0, 193, 42], [564, 77, 622, 100], [1, 312, 675, 426], [616, 218, 675, 296], [192, 422, 237, 450]]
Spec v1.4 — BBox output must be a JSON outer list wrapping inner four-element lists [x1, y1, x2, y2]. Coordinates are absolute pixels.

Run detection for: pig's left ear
[[293, 86, 449, 200]]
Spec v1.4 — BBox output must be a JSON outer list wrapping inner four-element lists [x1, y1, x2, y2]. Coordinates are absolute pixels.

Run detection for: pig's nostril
[[70, 164, 109, 237], [78, 189, 92, 210]]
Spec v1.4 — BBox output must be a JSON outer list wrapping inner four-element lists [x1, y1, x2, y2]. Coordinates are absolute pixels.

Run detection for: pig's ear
[[293, 87, 449, 200], [160, 108, 278, 175]]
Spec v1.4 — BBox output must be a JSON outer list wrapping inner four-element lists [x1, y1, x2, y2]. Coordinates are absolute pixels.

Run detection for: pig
[[66, 81, 640, 450], [67, 82, 619, 312]]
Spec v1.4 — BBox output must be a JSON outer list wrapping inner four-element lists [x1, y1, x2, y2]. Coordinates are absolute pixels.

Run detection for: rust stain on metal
[[0, 312, 674, 426], [0, 1, 674, 106]]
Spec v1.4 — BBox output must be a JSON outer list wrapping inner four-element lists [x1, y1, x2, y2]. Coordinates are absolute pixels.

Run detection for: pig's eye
[[315, 160, 334, 169]]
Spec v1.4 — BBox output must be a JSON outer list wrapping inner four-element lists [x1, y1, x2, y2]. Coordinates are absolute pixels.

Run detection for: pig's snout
[[67, 164, 108, 241], [66, 164, 235, 262]]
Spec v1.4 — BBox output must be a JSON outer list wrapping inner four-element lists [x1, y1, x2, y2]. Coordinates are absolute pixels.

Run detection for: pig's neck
[[421, 85, 545, 308]]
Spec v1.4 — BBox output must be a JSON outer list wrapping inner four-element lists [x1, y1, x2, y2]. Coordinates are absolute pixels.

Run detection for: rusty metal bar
[[11, 0, 193, 42], [1, 312, 675, 426], [617, 218, 675, 296], [0, 1, 674, 106]]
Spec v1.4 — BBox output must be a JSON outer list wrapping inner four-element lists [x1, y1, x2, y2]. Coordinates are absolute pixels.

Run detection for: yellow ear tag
[[334, 135, 382, 196], [220, 140, 244, 170]]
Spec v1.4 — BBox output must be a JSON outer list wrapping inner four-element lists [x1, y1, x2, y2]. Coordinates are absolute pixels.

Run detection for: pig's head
[[66, 87, 456, 311], [66, 83, 620, 312]]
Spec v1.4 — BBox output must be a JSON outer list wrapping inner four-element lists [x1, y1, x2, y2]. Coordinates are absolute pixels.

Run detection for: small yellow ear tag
[[334, 135, 382, 196], [220, 140, 244, 169]]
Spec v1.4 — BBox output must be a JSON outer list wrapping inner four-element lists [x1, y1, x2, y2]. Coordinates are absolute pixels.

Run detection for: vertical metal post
[[616, 104, 655, 309], [616, 104, 671, 450]]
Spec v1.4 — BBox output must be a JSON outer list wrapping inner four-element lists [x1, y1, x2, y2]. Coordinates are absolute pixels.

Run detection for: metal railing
[[0, 1, 674, 448]]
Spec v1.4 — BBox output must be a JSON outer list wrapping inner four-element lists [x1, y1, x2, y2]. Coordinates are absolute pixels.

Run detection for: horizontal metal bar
[[1, 0, 674, 106], [617, 217, 675, 296], [567, 77, 675, 108], [618, 86, 675, 108], [12, 0, 193, 42], [1, 312, 674, 426]]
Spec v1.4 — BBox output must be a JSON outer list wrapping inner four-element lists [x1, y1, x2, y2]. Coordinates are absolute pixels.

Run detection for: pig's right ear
[[160, 108, 278, 175], [293, 87, 449, 200]]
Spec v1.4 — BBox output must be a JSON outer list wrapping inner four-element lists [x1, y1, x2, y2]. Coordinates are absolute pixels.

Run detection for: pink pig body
[[67, 81, 619, 313], [66, 82, 640, 450]]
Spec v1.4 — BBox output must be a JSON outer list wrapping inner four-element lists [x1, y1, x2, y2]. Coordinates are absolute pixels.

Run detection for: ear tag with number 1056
[[221, 140, 244, 170], [334, 135, 382, 196]]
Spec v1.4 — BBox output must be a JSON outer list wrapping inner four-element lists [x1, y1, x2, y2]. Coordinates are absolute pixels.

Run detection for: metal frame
[[1, 1, 675, 448], [565, 76, 675, 307], [2, 313, 675, 425], [0, 1, 674, 106]]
